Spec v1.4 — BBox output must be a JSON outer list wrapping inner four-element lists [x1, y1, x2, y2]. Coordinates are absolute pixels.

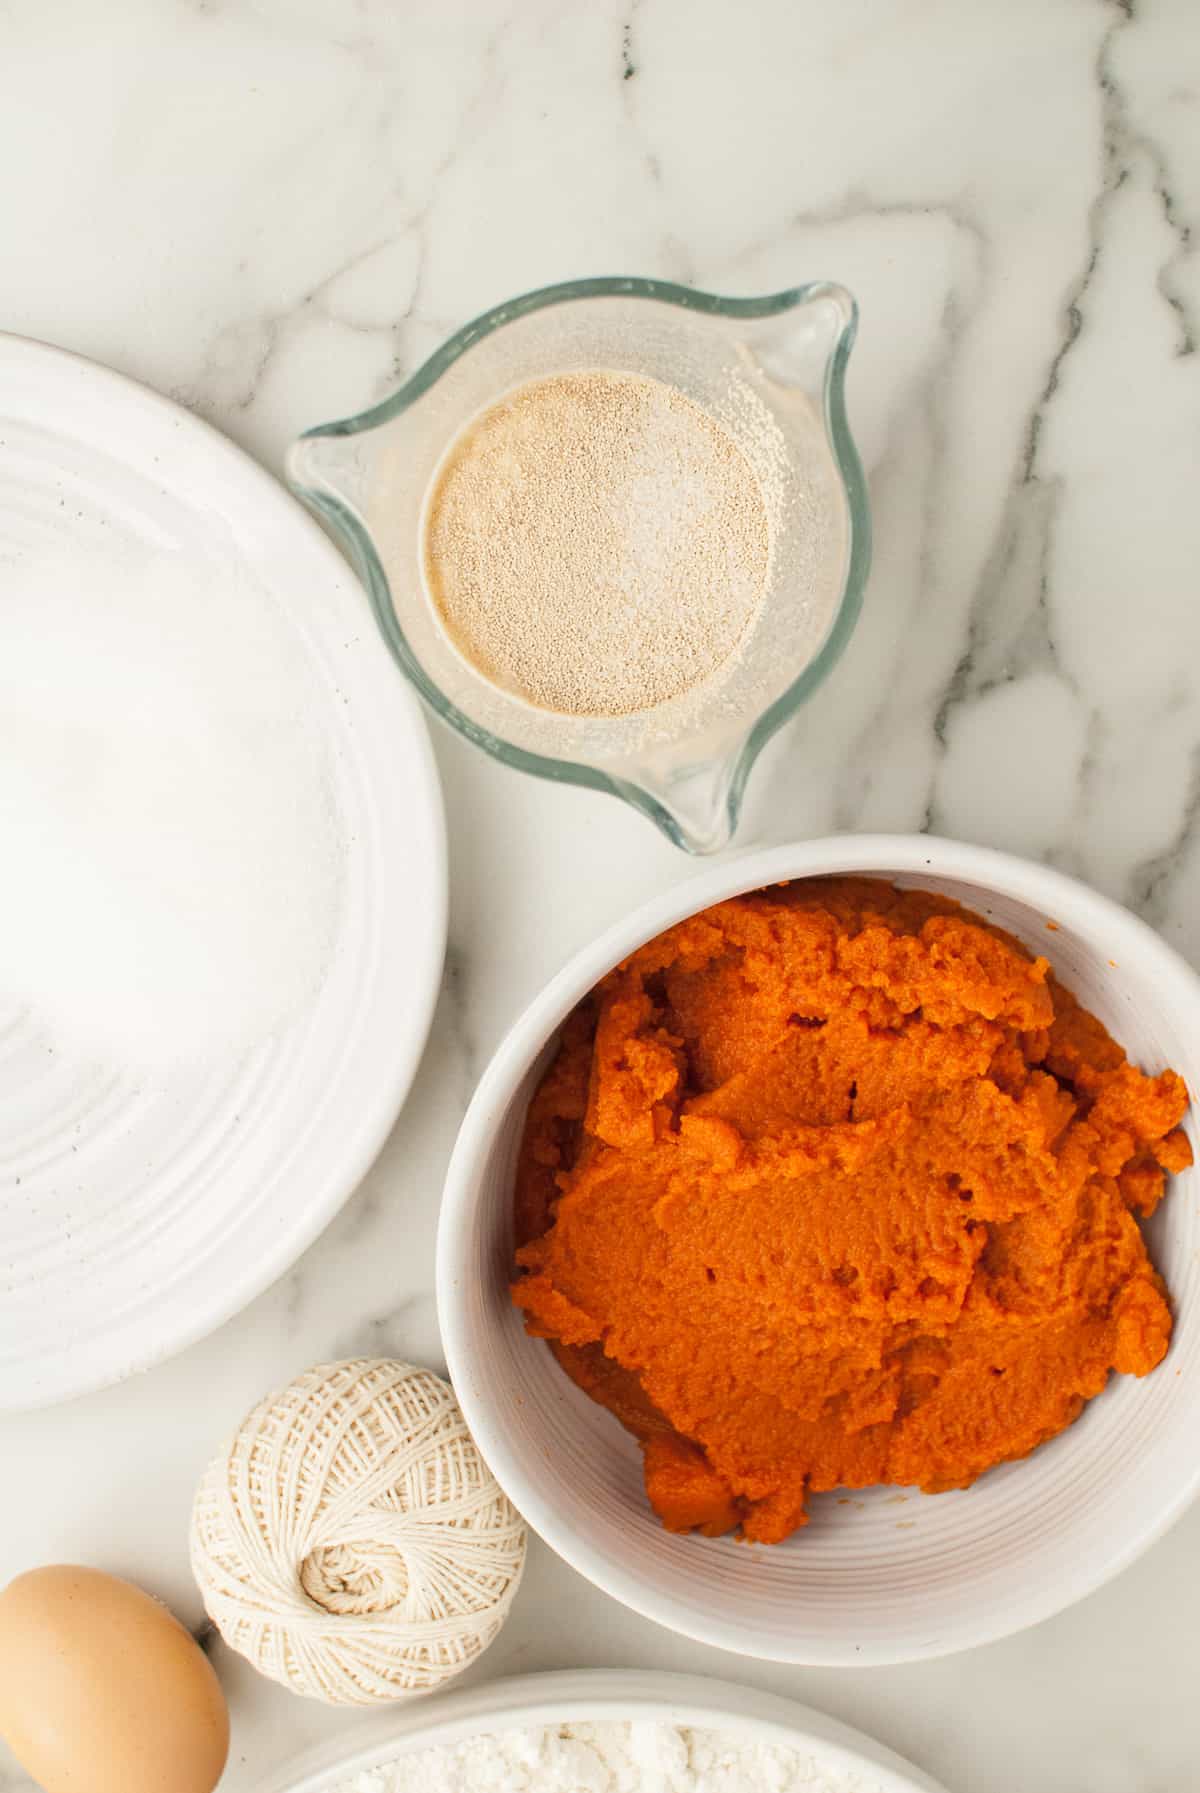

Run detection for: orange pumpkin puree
[[511, 879, 1191, 1544]]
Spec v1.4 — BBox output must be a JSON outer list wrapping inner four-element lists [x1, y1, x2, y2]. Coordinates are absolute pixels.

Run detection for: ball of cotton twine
[[189, 1360, 525, 1706]]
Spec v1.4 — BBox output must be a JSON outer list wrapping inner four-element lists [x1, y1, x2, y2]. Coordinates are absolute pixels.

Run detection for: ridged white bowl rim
[[0, 331, 448, 1406]]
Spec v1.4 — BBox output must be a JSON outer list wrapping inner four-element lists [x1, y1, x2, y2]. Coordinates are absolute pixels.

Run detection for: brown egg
[[0, 1565, 229, 1793]]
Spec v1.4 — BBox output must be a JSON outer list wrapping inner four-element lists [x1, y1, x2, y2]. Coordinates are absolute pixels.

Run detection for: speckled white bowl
[[437, 837, 1200, 1664], [264, 1670, 946, 1793]]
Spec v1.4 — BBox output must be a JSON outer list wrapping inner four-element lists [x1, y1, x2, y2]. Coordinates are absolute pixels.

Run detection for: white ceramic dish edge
[[261, 1669, 947, 1793]]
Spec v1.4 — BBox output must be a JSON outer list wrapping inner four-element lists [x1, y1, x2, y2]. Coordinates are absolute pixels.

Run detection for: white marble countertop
[[3, 2, 1200, 1789]]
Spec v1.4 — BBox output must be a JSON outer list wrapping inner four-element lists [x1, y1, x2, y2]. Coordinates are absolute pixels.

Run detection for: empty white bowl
[[437, 837, 1200, 1663]]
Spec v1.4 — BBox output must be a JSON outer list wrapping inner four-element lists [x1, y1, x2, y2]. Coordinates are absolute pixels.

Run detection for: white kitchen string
[[189, 1360, 526, 1705]]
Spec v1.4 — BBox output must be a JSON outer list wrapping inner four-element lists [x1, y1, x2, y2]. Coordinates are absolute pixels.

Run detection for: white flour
[[0, 538, 343, 1067], [340, 1720, 888, 1793]]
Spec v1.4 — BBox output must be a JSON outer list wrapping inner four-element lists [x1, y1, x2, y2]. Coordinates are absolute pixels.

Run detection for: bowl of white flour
[[264, 1671, 946, 1793]]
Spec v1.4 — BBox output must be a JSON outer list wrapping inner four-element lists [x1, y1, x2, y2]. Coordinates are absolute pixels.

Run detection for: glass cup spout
[[287, 277, 871, 853]]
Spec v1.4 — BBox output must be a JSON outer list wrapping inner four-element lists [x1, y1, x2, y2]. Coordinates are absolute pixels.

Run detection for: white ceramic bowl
[[264, 1669, 946, 1793], [437, 837, 1200, 1664]]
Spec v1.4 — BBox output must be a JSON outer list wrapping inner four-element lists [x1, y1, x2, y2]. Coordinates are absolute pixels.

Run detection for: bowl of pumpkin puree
[[438, 838, 1200, 1664]]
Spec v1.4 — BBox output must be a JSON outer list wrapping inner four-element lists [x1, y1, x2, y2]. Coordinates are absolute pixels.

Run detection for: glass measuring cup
[[286, 278, 870, 853]]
